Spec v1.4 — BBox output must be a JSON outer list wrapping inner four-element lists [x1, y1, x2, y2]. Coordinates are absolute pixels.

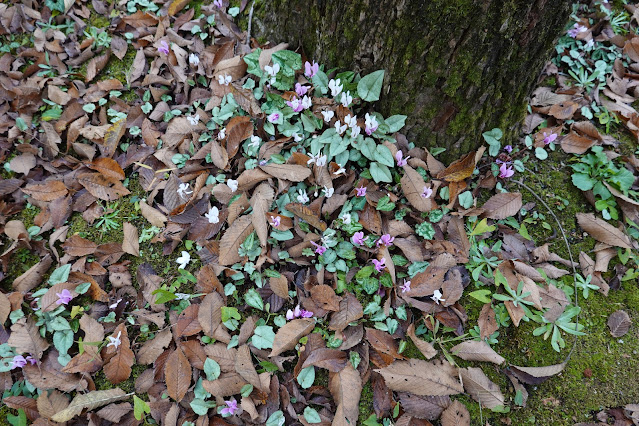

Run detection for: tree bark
[[252, 0, 571, 160]]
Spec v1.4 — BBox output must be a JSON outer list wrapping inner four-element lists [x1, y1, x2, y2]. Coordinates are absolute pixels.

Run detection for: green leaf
[[375, 145, 395, 167], [535, 147, 548, 160], [133, 395, 151, 421], [204, 358, 221, 381], [7, 409, 27, 426], [469, 289, 492, 303], [49, 264, 71, 285], [75, 282, 91, 294], [376, 195, 395, 212], [190, 398, 215, 416], [469, 218, 496, 236], [252, 326, 275, 350], [221, 306, 241, 322], [241, 384, 254, 397], [244, 288, 264, 311], [416, 222, 435, 239], [266, 411, 286, 426], [407, 261, 430, 277], [297, 366, 315, 389], [458, 191, 474, 209], [357, 70, 385, 102], [152, 289, 177, 304], [243, 48, 263, 77], [385, 115, 407, 133], [482, 128, 503, 156], [370, 162, 392, 183], [358, 138, 377, 160], [303, 407, 322, 423], [272, 50, 302, 76], [571, 173, 594, 191]]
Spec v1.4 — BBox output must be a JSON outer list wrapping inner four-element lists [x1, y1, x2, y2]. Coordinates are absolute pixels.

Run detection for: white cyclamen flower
[[301, 95, 312, 109], [340, 213, 351, 225], [334, 164, 346, 176], [176, 251, 191, 269], [323, 186, 334, 198], [292, 132, 303, 142], [335, 120, 347, 135], [227, 179, 238, 192], [106, 331, 122, 350], [321, 110, 334, 123], [187, 114, 200, 125], [189, 53, 199, 66], [249, 135, 261, 148], [218, 127, 226, 140], [431, 289, 446, 305], [177, 183, 193, 199], [297, 189, 309, 204], [328, 78, 343, 97], [218, 74, 232, 85], [341, 91, 353, 107], [205, 206, 220, 224]]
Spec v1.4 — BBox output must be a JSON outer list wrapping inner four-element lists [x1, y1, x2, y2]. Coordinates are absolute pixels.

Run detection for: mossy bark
[[252, 0, 571, 160]]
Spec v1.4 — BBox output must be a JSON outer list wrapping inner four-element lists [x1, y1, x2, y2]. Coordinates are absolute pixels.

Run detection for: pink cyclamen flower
[[376, 233, 395, 248], [304, 61, 319, 78], [400, 280, 411, 293], [56, 289, 73, 305], [498, 163, 515, 179], [372, 257, 386, 273], [287, 305, 313, 320], [351, 231, 367, 246], [355, 186, 367, 197], [395, 150, 409, 167], [270, 215, 281, 227], [221, 399, 238, 416], [568, 23, 587, 38], [311, 241, 327, 255], [504, 145, 513, 153], [295, 83, 309, 97], [421, 186, 433, 199], [286, 97, 304, 113], [26, 355, 37, 365], [268, 112, 280, 123], [11, 355, 27, 369], [158, 40, 169, 55], [543, 132, 557, 145]]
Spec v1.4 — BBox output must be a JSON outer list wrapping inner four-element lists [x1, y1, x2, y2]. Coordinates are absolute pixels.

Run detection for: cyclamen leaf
[[370, 162, 392, 183], [357, 70, 385, 102]]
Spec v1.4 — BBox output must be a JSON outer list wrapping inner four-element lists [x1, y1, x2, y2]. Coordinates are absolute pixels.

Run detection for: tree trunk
[[251, 0, 571, 160]]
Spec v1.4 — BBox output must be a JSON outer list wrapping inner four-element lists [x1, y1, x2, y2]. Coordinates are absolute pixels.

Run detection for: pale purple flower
[[395, 150, 409, 167], [365, 113, 378, 135], [213, 0, 223, 8], [56, 289, 73, 305], [158, 40, 169, 55], [355, 186, 367, 197], [286, 97, 304, 113], [400, 280, 411, 293], [268, 112, 281, 123], [504, 145, 513, 153], [376, 233, 395, 248], [498, 163, 514, 179], [568, 23, 587, 38], [304, 61, 319, 78], [311, 241, 327, 255], [543, 132, 557, 145], [221, 399, 238, 416], [270, 215, 281, 227], [295, 83, 309, 97], [286, 305, 313, 320], [11, 355, 27, 369], [421, 186, 433, 199], [351, 231, 367, 246], [372, 257, 386, 273]]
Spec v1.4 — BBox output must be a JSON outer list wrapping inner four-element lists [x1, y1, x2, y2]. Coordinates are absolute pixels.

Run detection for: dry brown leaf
[[437, 151, 477, 182], [548, 101, 579, 120], [23, 181, 68, 201], [366, 328, 405, 361], [440, 400, 470, 426], [219, 214, 254, 265], [250, 182, 275, 247], [235, 345, 263, 392], [310, 284, 342, 312], [509, 362, 566, 384], [51, 389, 128, 422], [96, 402, 132, 422], [164, 116, 204, 149], [167, 0, 190, 15], [140, 201, 167, 227], [270, 318, 315, 357], [7, 318, 49, 359], [260, 163, 311, 181], [62, 235, 98, 256], [122, 222, 140, 256], [229, 84, 261, 117], [40, 282, 78, 312], [577, 213, 633, 249], [406, 323, 437, 359], [9, 153, 36, 175], [269, 275, 290, 300], [165, 348, 191, 402], [401, 165, 435, 212], [101, 118, 127, 158], [460, 367, 504, 409], [103, 324, 134, 384], [175, 303, 202, 336], [286, 202, 327, 231], [376, 359, 463, 396], [608, 310, 631, 337], [478, 303, 499, 340], [78, 172, 130, 201], [86, 158, 126, 180], [450, 340, 505, 364], [198, 291, 224, 338], [37, 390, 69, 420], [328, 292, 363, 332], [202, 372, 247, 397], [0, 291, 10, 325], [225, 115, 253, 158], [329, 364, 362, 426], [481, 192, 522, 220], [137, 328, 172, 365]]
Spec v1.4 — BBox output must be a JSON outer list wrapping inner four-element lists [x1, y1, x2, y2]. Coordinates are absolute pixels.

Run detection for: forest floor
[[0, 1, 639, 426]]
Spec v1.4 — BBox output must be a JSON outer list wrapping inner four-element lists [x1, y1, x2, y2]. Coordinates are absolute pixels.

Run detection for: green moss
[[100, 48, 137, 86], [358, 381, 375, 422]]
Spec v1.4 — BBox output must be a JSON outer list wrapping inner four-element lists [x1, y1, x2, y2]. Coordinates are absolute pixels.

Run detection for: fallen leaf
[[8, 318, 50, 359], [481, 192, 522, 220], [577, 213, 633, 249], [450, 340, 505, 364], [225, 115, 253, 158], [235, 344, 263, 391], [329, 364, 362, 426], [78, 172, 131, 201], [459, 367, 504, 409], [329, 292, 363, 332], [165, 348, 191, 402], [218, 214, 254, 265], [198, 291, 224, 338], [509, 362, 566, 385], [406, 323, 437, 359], [51, 389, 129, 422], [270, 318, 315, 357], [103, 324, 135, 384], [260, 163, 312, 181], [437, 151, 477, 182], [23, 181, 68, 201], [608, 310, 631, 337], [440, 400, 470, 426], [376, 359, 463, 396], [286, 202, 328, 232], [122, 222, 140, 256], [401, 165, 435, 212]]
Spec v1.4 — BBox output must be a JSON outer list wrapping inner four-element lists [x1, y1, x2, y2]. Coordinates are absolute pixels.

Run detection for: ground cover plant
[[0, 0, 638, 425]]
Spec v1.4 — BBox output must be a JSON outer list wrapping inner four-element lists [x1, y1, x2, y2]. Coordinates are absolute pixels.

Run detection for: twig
[[246, 1, 255, 47], [513, 177, 581, 362]]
